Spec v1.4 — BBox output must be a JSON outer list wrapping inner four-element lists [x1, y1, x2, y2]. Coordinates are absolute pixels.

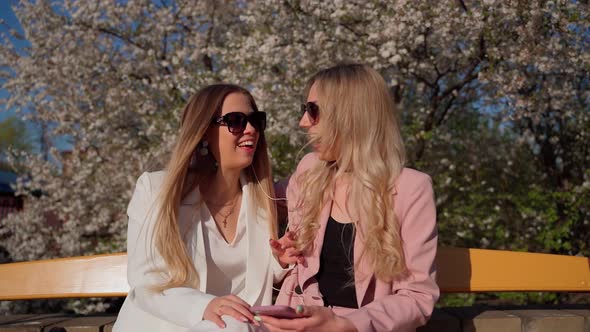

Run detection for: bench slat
[[0, 314, 74, 331], [0, 248, 588, 300], [0, 253, 128, 300], [46, 316, 117, 332], [436, 247, 590, 292]]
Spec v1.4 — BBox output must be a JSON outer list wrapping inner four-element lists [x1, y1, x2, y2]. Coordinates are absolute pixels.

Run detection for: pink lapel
[[297, 200, 374, 306], [296, 188, 375, 306], [353, 186, 398, 306], [299, 200, 332, 286], [353, 227, 374, 307]]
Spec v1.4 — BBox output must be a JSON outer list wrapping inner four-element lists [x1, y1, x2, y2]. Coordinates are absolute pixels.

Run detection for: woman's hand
[[257, 305, 358, 332], [270, 231, 305, 267], [202, 295, 255, 328]]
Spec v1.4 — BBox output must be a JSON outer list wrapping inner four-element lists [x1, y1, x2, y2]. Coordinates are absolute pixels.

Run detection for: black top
[[316, 216, 358, 308]]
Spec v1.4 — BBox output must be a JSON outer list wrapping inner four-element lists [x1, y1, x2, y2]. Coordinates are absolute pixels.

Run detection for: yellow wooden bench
[[1, 248, 589, 332], [1, 247, 588, 300]]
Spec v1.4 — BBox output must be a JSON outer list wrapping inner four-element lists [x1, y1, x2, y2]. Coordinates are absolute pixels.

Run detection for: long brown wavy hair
[[152, 84, 277, 292]]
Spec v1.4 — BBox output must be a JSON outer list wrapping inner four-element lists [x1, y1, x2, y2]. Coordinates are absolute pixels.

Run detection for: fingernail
[[242, 317, 249, 322], [296, 305, 303, 314], [254, 315, 262, 322]]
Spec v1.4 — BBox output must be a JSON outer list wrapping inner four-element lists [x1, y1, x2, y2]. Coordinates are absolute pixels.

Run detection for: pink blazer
[[275, 153, 439, 332]]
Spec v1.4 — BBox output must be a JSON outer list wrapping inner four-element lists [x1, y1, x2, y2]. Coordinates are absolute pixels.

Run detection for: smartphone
[[249, 305, 300, 319]]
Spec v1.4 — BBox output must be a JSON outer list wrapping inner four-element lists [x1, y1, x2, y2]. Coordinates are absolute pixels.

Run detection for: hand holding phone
[[249, 305, 300, 319]]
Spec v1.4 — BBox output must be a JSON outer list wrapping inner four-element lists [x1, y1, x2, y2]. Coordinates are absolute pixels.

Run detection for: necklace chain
[[205, 193, 240, 228]]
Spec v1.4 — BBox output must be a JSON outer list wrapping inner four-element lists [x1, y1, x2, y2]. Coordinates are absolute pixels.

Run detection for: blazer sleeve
[[126, 172, 216, 328], [344, 173, 439, 332], [285, 153, 319, 232], [274, 153, 319, 301], [270, 173, 300, 283]]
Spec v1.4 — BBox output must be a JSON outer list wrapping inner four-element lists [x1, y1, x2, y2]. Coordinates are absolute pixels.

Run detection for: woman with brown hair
[[114, 84, 299, 332]]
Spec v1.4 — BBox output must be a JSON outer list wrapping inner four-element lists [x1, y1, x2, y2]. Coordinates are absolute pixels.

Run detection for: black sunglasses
[[212, 111, 267, 134], [301, 102, 319, 124]]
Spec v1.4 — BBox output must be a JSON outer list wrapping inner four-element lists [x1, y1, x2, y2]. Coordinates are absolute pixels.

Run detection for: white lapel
[[241, 174, 270, 304]]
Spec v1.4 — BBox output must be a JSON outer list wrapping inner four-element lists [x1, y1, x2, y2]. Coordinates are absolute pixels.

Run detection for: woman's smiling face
[[207, 92, 260, 171]]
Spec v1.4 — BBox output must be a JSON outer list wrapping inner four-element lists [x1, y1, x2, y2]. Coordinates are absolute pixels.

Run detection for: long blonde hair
[[152, 84, 277, 292], [295, 64, 407, 282]]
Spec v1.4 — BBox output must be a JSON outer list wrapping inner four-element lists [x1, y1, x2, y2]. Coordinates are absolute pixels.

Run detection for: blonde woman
[[114, 84, 300, 332], [263, 64, 439, 332]]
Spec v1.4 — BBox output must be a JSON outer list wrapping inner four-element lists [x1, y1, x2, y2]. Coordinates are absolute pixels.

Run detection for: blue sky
[[1, 1, 71, 153], [0, 1, 29, 123]]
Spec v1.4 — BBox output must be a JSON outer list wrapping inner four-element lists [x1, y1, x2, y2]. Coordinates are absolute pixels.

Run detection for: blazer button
[[294, 285, 303, 295]]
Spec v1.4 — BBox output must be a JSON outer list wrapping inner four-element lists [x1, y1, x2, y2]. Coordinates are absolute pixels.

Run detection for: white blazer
[[113, 171, 287, 332]]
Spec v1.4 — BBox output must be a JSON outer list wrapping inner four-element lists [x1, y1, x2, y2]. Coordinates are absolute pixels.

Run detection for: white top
[[202, 199, 248, 297], [113, 171, 290, 332]]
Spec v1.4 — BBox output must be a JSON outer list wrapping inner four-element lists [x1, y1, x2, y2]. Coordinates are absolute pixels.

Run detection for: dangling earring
[[189, 151, 198, 168], [199, 140, 209, 156]]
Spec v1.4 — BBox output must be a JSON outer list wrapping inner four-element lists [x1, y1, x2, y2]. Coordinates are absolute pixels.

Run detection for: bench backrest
[[436, 247, 589, 292], [0, 253, 128, 300], [0, 248, 588, 300]]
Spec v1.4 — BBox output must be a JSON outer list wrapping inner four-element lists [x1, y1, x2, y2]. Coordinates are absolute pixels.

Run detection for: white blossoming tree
[[226, 0, 590, 257], [0, 0, 588, 310]]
